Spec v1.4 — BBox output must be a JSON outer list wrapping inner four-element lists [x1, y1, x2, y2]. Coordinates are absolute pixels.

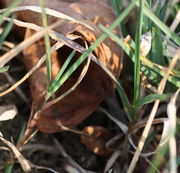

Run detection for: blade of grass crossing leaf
[[39, 0, 52, 88], [0, 16, 14, 47], [48, 0, 138, 88], [44, 1, 137, 119], [134, 0, 145, 102], [99, 26, 180, 88], [134, 93, 168, 107], [0, 0, 23, 26], [46, 50, 76, 99], [99, 24, 135, 59]]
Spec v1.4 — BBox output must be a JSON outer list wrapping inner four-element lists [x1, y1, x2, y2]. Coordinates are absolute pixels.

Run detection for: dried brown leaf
[[81, 126, 114, 157], [3, 0, 123, 133]]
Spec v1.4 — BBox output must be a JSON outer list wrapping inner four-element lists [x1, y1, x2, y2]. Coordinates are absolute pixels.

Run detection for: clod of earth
[[3, 0, 123, 133]]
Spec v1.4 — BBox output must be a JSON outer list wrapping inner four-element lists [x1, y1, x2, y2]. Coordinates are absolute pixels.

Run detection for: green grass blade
[[46, 50, 76, 99], [111, 0, 121, 15], [111, 0, 127, 36], [116, 86, 134, 121], [134, 0, 145, 102], [99, 24, 135, 58], [147, 144, 168, 173], [108, 0, 138, 31], [99, 25, 180, 88], [159, 0, 169, 21], [0, 66, 9, 73], [3, 124, 26, 173], [134, 93, 168, 107], [143, 5, 180, 46], [45, 0, 137, 88], [151, 28, 164, 65], [39, 0, 52, 88], [147, 1, 167, 65], [143, 0, 152, 32], [0, 16, 14, 47], [4, 164, 14, 173], [0, 0, 23, 26]]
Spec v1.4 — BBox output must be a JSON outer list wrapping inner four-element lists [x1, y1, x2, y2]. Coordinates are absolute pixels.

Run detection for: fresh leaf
[[134, 94, 168, 107]]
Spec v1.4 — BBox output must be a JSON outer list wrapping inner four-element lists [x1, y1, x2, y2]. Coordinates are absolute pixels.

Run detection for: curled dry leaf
[[81, 126, 114, 157], [3, 0, 123, 133]]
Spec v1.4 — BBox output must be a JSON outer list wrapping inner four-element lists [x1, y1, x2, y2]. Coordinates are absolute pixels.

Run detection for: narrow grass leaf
[[4, 124, 26, 173], [111, 0, 127, 36], [4, 164, 14, 173], [43, 51, 91, 110], [143, 5, 180, 46], [116, 86, 134, 121], [39, 0, 52, 88], [151, 28, 165, 65], [147, 144, 168, 173], [111, 0, 121, 15], [0, 66, 9, 73], [159, 0, 169, 21], [46, 50, 76, 99], [99, 26, 180, 88], [134, 93, 168, 107], [143, 0, 152, 32], [134, 0, 145, 102], [148, 2, 166, 65], [0, 16, 14, 47]]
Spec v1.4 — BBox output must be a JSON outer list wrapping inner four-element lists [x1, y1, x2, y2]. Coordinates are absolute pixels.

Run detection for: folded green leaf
[[134, 93, 168, 107]]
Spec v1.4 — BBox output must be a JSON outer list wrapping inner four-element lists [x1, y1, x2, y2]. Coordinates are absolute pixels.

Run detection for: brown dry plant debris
[[2, 0, 123, 134], [81, 126, 114, 157]]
